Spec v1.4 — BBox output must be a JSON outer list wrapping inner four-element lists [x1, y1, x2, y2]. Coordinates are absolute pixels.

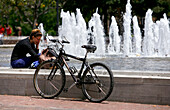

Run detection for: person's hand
[[39, 48, 56, 62], [39, 54, 46, 63], [41, 48, 48, 54], [36, 42, 39, 49]]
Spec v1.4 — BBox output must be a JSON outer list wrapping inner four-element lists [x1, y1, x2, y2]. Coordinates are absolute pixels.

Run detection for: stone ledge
[[1, 67, 170, 78], [0, 44, 15, 48], [0, 68, 170, 105]]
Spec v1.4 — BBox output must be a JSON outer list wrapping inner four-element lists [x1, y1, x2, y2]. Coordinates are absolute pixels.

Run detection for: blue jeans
[[11, 54, 40, 68], [11, 57, 33, 68]]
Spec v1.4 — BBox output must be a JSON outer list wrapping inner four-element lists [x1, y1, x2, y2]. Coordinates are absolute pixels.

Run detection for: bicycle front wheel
[[33, 60, 66, 99], [82, 62, 114, 102]]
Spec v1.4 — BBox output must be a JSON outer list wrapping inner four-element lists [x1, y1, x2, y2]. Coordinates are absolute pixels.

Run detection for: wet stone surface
[[0, 48, 13, 67], [1, 47, 170, 71]]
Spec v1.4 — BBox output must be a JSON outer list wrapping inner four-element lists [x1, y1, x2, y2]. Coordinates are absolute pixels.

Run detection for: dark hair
[[30, 29, 42, 39], [5, 24, 8, 27]]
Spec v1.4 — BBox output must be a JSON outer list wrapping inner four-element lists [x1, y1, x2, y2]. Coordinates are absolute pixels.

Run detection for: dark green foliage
[[0, 0, 169, 36]]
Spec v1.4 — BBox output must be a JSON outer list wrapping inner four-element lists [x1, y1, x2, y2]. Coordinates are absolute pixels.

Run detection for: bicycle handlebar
[[62, 40, 70, 44], [49, 39, 70, 44]]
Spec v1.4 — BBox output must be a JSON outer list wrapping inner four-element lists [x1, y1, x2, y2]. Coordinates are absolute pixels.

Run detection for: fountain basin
[[0, 67, 170, 105], [1, 45, 170, 71], [0, 36, 26, 44]]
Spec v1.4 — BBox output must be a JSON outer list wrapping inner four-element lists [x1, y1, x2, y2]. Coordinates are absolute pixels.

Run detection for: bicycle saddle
[[81, 45, 97, 53]]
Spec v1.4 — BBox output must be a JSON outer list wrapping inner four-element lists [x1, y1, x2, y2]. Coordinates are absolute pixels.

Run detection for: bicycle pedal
[[63, 88, 68, 92], [76, 83, 82, 89], [65, 58, 70, 61]]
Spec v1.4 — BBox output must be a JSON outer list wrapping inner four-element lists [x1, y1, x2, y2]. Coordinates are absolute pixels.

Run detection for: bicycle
[[33, 39, 114, 103]]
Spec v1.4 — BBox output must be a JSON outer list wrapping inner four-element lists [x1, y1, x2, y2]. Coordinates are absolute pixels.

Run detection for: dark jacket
[[11, 37, 40, 62]]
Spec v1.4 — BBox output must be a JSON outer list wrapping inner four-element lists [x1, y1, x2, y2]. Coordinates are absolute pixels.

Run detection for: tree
[[152, 0, 170, 19], [0, 0, 13, 24], [11, 0, 57, 29]]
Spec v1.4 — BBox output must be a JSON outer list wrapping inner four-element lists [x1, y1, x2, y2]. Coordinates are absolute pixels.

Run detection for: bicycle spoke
[[97, 85, 106, 95], [33, 60, 66, 99], [49, 81, 59, 91], [82, 62, 114, 102], [85, 89, 98, 93]]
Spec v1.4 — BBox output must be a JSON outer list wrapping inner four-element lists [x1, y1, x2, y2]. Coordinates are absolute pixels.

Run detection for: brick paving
[[0, 95, 170, 110]]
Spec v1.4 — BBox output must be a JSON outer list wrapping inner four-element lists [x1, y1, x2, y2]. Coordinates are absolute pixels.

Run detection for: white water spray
[[88, 8, 105, 55], [143, 9, 154, 56], [38, 23, 47, 52], [109, 16, 121, 54], [132, 16, 142, 54], [157, 14, 170, 56], [123, 0, 132, 56], [39, 0, 170, 57]]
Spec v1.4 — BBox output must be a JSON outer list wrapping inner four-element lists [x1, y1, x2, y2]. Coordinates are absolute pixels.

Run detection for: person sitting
[[10, 29, 47, 68]]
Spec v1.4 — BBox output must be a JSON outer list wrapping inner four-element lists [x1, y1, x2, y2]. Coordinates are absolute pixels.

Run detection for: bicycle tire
[[33, 60, 66, 99], [82, 62, 114, 102]]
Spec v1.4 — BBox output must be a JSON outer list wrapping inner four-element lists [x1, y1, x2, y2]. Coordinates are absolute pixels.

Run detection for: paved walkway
[[0, 95, 170, 110]]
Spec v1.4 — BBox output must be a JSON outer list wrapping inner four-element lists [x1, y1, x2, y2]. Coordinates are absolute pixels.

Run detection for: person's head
[[30, 29, 42, 44], [5, 24, 8, 27]]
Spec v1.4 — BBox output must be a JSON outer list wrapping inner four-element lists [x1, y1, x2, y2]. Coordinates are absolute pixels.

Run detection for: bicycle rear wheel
[[33, 60, 66, 99], [82, 62, 114, 103]]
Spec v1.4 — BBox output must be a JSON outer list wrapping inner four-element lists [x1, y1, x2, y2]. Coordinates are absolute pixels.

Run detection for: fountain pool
[[1, 47, 170, 71], [0, 0, 170, 71]]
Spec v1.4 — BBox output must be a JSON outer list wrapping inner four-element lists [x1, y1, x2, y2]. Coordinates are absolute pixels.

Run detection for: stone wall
[[0, 67, 170, 105], [0, 36, 27, 44]]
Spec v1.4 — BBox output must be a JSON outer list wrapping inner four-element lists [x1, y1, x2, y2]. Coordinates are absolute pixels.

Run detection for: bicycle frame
[[58, 49, 89, 83]]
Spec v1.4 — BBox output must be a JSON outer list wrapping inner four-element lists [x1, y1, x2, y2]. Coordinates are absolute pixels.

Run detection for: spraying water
[[38, 23, 47, 52], [157, 14, 170, 56], [88, 8, 105, 55], [59, 8, 105, 56], [123, 0, 132, 56], [143, 9, 155, 56], [39, 0, 170, 57], [132, 16, 142, 55], [108, 16, 121, 54], [75, 9, 88, 56], [59, 9, 76, 55]]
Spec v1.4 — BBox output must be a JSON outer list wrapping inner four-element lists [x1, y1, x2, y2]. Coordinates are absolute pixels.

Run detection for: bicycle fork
[[47, 65, 57, 80]]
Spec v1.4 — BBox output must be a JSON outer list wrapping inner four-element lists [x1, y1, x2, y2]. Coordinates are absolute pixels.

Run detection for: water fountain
[[59, 8, 105, 56], [38, 23, 46, 52], [59, 9, 88, 56], [88, 8, 105, 55], [123, 0, 132, 56], [0, 0, 170, 71], [0, 1, 170, 104], [58, 0, 170, 57], [157, 14, 170, 56], [108, 16, 121, 54], [54, 0, 170, 71], [143, 9, 155, 56], [132, 16, 142, 55]]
